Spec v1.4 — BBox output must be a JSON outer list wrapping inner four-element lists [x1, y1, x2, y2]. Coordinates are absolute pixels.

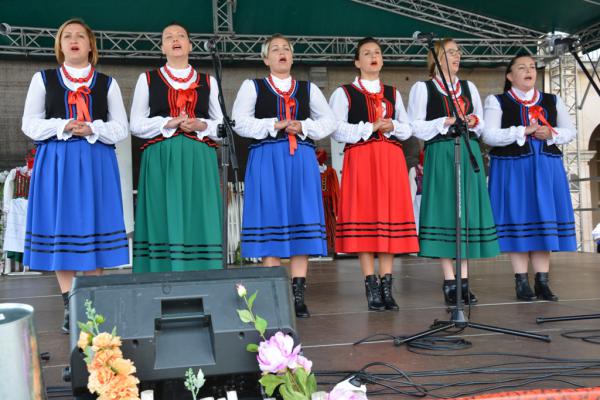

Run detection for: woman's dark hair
[[503, 52, 535, 92], [161, 21, 190, 43], [354, 37, 381, 61]]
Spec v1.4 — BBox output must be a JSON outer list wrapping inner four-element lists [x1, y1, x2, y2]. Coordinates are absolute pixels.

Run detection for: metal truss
[[0, 26, 541, 64], [576, 21, 600, 53], [212, 0, 235, 34], [548, 55, 584, 250], [350, 0, 543, 39]]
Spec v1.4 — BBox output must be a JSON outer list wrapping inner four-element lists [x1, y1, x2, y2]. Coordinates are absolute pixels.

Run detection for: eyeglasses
[[445, 49, 462, 57]]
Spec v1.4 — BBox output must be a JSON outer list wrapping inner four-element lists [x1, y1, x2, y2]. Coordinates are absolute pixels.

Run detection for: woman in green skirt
[[130, 22, 223, 272], [407, 38, 499, 305]]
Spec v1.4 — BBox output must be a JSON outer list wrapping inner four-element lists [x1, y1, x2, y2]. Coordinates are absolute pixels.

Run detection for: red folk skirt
[[335, 139, 419, 254]]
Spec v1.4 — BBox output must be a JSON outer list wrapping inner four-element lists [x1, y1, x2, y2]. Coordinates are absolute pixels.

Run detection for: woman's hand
[[533, 125, 553, 140], [180, 119, 208, 133], [164, 115, 187, 129], [275, 120, 291, 131], [286, 120, 303, 135], [524, 122, 539, 135], [444, 116, 457, 127]]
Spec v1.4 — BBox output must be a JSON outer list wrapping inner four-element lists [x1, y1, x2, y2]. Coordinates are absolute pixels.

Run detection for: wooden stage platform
[[1, 252, 600, 398]]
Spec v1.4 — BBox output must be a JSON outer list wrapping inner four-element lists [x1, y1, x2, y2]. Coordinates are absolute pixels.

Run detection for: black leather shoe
[[380, 274, 399, 311], [365, 275, 385, 311], [443, 280, 457, 305], [515, 273, 536, 301], [61, 292, 70, 334], [534, 272, 558, 301], [291, 278, 310, 318], [461, 279, 478, 305]]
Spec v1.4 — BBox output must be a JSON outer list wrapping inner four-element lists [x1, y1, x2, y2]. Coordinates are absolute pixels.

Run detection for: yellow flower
[[92, 332, 122, 351], [98, 375, 140, 400], [110, 358, 137, 376], [87, 366, 115, 394], [77, 331, 92, 350], [90, 348, 123, 370]]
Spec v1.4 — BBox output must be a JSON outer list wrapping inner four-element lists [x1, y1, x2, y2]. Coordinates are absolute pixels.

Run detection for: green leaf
[[237, 309, 254, 323], [294, 367, 308, 390], [259, 374, 285, 396], [111, 326, 117, 336], [278, 384, 307, 400], [246, 343, 259, 352], [254, 315, 268, 337], [83, 346, 95, 365], [306, 373, 317, 396], [77, 321, 92, 334], [247, 291, 258, 310]]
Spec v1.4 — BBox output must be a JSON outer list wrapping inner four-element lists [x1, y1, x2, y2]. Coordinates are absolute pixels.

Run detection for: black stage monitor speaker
[[67, 267, 296, 397]]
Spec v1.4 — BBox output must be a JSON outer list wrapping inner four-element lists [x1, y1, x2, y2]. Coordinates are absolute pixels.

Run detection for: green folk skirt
[[419, 137, 499, 259], [133, 135, 223, 272]]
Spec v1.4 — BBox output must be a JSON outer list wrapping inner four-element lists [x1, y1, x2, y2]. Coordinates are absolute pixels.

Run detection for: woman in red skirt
[[330, 37, 419, 311]]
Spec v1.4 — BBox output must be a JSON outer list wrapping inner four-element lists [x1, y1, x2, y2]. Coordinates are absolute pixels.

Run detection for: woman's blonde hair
[[427, 38, 456, 78], [54, 18, 99, 66], [261, 34, 294, 59]]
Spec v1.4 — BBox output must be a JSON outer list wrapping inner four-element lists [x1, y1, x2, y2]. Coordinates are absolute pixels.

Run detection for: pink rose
[[291, 355, 313, 374], [257, 332, 300, 374], [328, 387, 368, 400]]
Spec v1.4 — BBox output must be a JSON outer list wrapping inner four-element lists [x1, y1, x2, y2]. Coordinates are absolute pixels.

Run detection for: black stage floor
[[2, 252, 600, 399]]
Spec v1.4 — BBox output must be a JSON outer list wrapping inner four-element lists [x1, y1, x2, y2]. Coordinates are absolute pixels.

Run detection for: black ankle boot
[[365, 275, 385, 311], [291, 278, 310, 318], [443, 280, 457, 305], [534, 272, 558, 301], [461, 278, 478, 305], [515, 273, 536, 301], [379, 274, 399, 311], [61, 292, 70, 334]]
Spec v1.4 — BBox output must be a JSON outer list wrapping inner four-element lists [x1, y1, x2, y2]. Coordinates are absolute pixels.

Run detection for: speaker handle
[[154, 314, 211, 330]]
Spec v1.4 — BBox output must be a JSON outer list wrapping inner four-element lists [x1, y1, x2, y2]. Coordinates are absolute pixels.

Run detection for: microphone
[[412, 31, 434, 42], [553, 37, 577, 48], [202, 39, 217, 52]]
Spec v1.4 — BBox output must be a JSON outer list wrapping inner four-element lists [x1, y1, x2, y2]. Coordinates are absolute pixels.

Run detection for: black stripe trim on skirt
[[419, 226, 497, 232], [496, 227, 576, 233], [133, 249, 223, 255], [26, 243, 129, 254], [336, 227, 417, 233], [242, 229, 326, 237], [419, 236, 499, 244], [241, 223, 325, 231], [133, 242, 222, 248], [27, 236, 128, 247], [495, 221, 575, 227], [337, 221, 416, 226], [419, 231, 498, 238], [336, 234, 418, 239], [26, 229, 127, 239], [497, 233, 576, 239], [242, 235, 327, 243], [133, 255, 223, 261]]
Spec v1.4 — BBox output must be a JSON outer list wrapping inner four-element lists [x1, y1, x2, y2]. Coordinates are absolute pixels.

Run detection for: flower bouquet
[[77, 299, 140, 400]]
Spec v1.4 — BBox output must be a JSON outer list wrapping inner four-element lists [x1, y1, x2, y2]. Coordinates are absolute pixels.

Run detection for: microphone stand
[[535, 38, 600, 325], [207, 41, 240, 269], [395, 36, 550, 346]]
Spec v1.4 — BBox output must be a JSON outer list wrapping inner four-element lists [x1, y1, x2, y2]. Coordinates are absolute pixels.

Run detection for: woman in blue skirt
[[21, 19, 129, 332], [232, 34, 337, 318], [483, 53, 577, 301]]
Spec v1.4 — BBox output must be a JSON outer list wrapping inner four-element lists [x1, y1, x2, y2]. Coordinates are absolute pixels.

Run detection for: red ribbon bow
[[176, 82, 198, 115], [67, 86, 92, 122], [283, 95, 298, 155], [529, 105, 558, 136]]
